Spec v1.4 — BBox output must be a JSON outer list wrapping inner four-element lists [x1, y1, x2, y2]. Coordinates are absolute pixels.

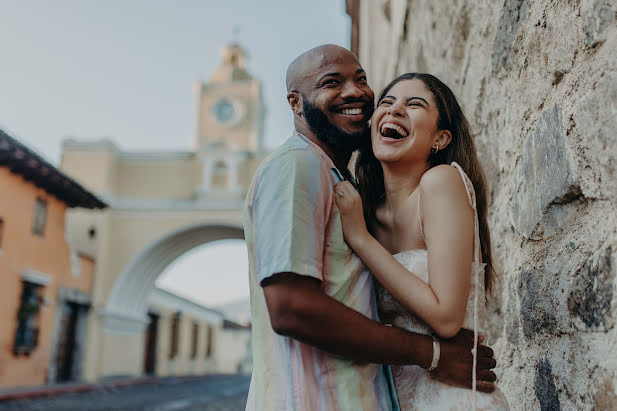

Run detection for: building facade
[[60, 43, 263, 381], [347, 0, 617, 409], [142, 288, 251, 378], [0, 130, 105, 388]]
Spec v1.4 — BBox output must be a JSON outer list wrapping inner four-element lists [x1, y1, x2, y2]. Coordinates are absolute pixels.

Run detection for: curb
[[0, 376, 160, 402]]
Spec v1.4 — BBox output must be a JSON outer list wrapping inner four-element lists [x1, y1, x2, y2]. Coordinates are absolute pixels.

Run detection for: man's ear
[[287, 92, 302, 116], [436, 130, 452, 150]]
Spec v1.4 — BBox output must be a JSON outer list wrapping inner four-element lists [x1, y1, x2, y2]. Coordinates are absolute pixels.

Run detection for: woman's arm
[[334, 166, 474, 338]]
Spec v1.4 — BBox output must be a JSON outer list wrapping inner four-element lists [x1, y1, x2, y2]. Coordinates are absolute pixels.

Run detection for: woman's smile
[[379, 122, 409, 139]]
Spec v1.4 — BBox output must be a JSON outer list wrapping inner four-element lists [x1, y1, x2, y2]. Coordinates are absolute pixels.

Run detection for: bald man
[[243, 45, 496, 411]]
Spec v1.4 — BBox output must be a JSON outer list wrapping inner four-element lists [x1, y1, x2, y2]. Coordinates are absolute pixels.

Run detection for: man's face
[[300, 51, 375, 152]]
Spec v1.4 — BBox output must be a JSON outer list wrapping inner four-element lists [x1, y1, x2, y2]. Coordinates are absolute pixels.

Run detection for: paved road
[[0, 374, 250, 411]]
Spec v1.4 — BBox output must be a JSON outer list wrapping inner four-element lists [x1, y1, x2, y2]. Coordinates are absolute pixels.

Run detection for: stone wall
[[353, 0, 617, 409]]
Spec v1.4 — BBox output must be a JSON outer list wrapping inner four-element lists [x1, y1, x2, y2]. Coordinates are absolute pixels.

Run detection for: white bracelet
[[427, 334, 440, 371]]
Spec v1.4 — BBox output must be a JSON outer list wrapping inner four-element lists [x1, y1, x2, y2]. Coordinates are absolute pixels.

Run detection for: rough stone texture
[[492, 0, 531, 73], [535, 358, 560, 411], [356, 0, 617, 409], [568, 245, 615, 331], [512, 104, 580, 240]]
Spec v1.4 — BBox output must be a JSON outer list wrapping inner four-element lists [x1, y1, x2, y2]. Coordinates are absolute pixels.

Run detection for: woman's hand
[[333, 181, 370, 249]]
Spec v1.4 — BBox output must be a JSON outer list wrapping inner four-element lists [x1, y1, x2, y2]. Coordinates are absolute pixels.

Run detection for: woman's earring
[[430, 146, 439, 154]]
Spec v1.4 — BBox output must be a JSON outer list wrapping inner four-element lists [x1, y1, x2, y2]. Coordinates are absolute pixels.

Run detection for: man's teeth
[[341, 108, 363, 115], [381, 123, 408, 137]]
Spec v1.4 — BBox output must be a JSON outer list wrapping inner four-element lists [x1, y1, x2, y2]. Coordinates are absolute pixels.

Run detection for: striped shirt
[[243, 132, 396, 411]]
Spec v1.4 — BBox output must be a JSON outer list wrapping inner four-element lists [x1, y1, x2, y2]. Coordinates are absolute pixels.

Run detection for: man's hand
[[431, 329, 497, 393]]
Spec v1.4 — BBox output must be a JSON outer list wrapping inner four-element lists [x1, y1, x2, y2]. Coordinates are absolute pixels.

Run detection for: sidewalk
[[0, 374, 209, 402]]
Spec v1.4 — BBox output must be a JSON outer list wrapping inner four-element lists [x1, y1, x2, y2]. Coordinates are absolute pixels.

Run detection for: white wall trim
[[21, 269, 52, 286]]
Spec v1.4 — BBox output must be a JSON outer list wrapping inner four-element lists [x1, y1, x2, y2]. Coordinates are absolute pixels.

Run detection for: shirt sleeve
[[251, 149, 332, 285]]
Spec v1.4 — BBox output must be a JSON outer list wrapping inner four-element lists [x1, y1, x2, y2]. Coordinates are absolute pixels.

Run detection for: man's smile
[[331, 102, 371, 122]]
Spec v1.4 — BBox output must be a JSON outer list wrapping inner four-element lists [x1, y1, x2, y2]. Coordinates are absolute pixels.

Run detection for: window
[[205, 325, 213, 358], [32, 198, 47, 236], [211, 161, 229, 188], [190, 322, 199, 359], [213, 161, 228, 176], [0, 218, 4, 250], [13, 282, 43, 355], [168, 312, 181, 359]]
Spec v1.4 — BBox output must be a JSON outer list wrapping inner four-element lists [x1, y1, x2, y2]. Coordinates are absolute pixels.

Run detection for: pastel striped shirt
[[243, 132, 396, 411]]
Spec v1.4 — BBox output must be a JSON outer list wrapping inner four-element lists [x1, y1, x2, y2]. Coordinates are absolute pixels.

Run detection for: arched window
[[211, 160, 229, 188], [32, 198, 47, 236]]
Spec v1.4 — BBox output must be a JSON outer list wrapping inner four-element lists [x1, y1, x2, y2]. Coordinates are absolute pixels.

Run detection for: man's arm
[[263, 272, 497, 392]]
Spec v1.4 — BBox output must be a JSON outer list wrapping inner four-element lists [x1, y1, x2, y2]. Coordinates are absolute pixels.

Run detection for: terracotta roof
[[0, 129, 107, 209]]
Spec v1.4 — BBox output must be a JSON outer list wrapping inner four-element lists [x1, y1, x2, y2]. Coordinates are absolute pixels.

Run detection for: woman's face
[[370, 79, 442, 164]]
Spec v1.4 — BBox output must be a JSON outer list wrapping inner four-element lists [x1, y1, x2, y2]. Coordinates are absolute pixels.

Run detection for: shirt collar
[[294, 130, 352, 182]]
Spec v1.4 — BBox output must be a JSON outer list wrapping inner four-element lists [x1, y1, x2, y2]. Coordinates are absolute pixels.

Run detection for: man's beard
[[302, 97, 371, 152]]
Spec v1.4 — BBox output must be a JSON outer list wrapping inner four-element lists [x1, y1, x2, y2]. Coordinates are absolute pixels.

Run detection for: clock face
[[212, 99, 236, 124]]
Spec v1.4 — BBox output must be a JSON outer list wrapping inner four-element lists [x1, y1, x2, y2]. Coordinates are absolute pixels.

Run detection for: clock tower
[[194, 43, 265, 195], [195, 43, 265, 153]]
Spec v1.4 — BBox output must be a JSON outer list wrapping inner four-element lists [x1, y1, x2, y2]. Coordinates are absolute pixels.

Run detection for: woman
[[334, 73, 509, 410]]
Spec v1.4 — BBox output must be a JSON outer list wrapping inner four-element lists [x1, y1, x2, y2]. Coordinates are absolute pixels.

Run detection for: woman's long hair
[[355, 73, 495, 292]]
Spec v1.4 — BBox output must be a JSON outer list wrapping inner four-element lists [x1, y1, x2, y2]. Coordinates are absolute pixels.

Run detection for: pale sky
[[0, 1, 350, 310]]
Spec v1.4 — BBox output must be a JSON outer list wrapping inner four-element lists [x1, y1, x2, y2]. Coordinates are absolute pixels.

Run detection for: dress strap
[[450, 162, 481, 263], [450, 161, 481, 410], [417, 189, 425, 239]]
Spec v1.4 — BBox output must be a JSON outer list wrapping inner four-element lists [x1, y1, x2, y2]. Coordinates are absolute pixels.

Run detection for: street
[[0, 374, 250, 411]]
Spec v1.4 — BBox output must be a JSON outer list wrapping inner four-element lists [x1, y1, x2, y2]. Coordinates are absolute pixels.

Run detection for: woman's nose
[[387, 101, 405, 116]]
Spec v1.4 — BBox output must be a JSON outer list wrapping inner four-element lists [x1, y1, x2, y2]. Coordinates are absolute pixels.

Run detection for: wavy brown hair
[[355, 73, 495, 292]]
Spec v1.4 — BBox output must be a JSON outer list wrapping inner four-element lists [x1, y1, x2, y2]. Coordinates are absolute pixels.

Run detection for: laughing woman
[[334, 73, 509, 410]]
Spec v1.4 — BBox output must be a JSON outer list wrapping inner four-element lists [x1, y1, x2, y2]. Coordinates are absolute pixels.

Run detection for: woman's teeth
[[380, 123, 408, 138], [341, 108, 363, 115]]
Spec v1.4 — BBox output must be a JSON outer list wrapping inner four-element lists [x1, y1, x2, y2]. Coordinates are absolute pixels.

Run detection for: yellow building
[[145, 288, 251, 377], [0, 129, 106, 388], [60, 43, 262, 381]]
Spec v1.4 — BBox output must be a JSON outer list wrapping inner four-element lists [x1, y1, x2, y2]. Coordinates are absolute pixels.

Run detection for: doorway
[[53, 302, 79, 382], [143, 312, 159, 375]]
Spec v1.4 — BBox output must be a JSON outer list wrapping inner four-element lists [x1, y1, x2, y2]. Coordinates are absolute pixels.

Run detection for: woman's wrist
[[347, 228, 372, 252]]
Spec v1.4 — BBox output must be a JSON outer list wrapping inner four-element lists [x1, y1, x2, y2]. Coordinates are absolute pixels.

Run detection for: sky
[[0, 1, 350, 312]]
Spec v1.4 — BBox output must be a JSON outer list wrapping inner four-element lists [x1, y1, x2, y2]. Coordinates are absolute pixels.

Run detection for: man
[[243, 44, 496, 410]]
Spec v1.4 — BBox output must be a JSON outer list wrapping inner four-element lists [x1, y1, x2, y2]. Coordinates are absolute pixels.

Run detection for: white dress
[[375, 163, 509, 410]]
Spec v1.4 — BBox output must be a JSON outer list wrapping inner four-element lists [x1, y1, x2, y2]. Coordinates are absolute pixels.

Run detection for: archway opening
[[155, 239, 249, 325]]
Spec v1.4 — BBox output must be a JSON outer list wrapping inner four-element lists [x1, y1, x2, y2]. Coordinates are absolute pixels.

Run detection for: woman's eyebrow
[[381, 95, 429, 107], [407, 96, 429, 106]]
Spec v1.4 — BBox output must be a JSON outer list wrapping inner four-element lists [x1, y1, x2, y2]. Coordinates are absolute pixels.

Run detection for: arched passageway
[[101, 223, 245, 333], [89, 223, 246, 379]]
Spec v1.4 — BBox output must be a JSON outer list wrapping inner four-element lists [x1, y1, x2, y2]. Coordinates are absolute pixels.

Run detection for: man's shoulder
[[258, 135, 328, 176], [245, 134, 331, 209]]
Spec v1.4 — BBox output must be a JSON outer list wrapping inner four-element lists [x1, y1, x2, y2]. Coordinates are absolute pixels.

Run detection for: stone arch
[[101, 223, 244, 334]]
